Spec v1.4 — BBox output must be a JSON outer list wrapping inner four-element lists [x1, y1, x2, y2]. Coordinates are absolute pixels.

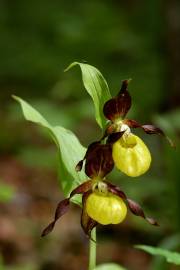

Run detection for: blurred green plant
[[154, 111, 180, 231], [94, 263, 127, 270], [136, 245, 180, 266], [0, 255, 4, 270], [16, 146, 57, 169], [0, 180, 15, 202], [150, 234, 180, 270], [0, 254, 36, 270], [9, 266, 36, 270]]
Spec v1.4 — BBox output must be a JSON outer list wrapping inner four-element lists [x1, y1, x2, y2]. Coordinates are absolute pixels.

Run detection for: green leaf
[[0, 255, 4, 270], [0, 182, 15, 202], [94, 263, 127, 270], [13, 96, 87, 202], [135, 245, 180, 265], [150, 234, 180, 270], [65, 62, 111, 129]]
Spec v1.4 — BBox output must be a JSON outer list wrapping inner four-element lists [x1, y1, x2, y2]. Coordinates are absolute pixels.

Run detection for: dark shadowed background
[[0, 1, 179, 270]]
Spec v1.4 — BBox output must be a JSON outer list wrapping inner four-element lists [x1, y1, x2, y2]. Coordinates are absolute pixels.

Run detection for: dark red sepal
[[142, 125, 165, 135], [81, 191, 98, 239], [42, 180, 92, 237], [70, 180, 92, 197], [41, 221, 56, 237], [41, 198, 70, 237], [103, 79, 132, 120], [75, 142, 99, 173], [85, 142, 114, 178], [107, 131, 125, 144], [124, 119, 141, 128], [125, 119, 166, 134], [142, 125, 175, 147], [105, 181, 127, 200], [126, 198, 159, 226]]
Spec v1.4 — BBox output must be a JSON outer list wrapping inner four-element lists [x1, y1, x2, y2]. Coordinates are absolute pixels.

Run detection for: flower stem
[[88, 228, 96, 270]]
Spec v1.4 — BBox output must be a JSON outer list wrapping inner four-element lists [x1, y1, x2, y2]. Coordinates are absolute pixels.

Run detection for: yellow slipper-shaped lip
[[112, 133, 151, 177]]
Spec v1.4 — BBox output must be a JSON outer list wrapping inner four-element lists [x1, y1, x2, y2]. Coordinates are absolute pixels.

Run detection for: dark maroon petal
[[103, 97, 122, 121], [141, 124, 165, 135], [75, 142, 100, 172], [125, 119, 166, 135], [54, 198, 70, 220], [124, 120, 174, 147], [41, 221, 56, 237], [41, 198, 70, 237], [70, 180, 92, 197], [107, 131, 125, 144], [81, 191, 98, 238], [41, 180, 92, 237], [103, 79, 132, 120], [105, 181, 127, 200], [75, 141, 102, 172], [85, 141, 101, 157], [141, 125, 174, 147], [85, 143, 114, 178], [126, 199, 159, 226], [118, 79, 131, 95], [127, 199, 145, 217], [124, 119, 141, 128]]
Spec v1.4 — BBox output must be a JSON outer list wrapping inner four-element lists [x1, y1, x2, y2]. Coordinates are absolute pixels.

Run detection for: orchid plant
[[14, 62, 173, 270]]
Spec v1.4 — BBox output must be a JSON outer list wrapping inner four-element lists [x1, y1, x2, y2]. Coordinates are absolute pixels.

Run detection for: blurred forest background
[[0, 0, 180, 270]]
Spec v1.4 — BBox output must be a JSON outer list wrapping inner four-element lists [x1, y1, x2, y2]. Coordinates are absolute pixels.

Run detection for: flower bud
[[86, 192, 127, 225], [112, 133, 151, 177]]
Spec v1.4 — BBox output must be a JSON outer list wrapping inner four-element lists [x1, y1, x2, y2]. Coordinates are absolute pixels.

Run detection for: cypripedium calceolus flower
[[42, 143, 158, 238], [103, 80, 174, 177]]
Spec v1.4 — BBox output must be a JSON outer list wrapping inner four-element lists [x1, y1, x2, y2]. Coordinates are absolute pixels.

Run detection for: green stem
[[89, 228, 96, 270]]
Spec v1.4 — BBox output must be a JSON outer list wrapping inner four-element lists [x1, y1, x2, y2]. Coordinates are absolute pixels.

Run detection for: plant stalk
[[88, 228, 96, 270]]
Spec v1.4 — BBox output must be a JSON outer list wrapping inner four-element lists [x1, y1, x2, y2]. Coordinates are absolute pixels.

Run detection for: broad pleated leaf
[[65, 62, 111, 129], [135, 245, 180, 265], [13, 96, 86, 202]]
